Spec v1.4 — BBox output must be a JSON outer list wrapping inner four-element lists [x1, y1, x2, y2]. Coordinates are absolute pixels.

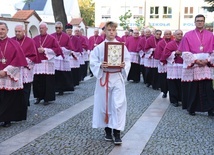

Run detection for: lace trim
[[34, 60, 55, 74], [0, 66, 23, 90]]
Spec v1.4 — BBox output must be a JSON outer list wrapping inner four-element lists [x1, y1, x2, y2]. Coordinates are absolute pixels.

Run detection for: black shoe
[[105, 135, 113, 141], [162, 94, 167, 98], [34, 99, 41, 105], [146, 84, 150, 87], [2, 121, 11, 127], [172, 102, 179, 107], [90, 74, 94, 77], [189, 112, 196, 116], [58, 92, 64, 96], [208, 111, 214, 116], [133, 81, 140, 83], [114, 137, 122, 145], [43, 101, 49, 106], [113, 129, 122, 145], [104, 127, 113, 141]]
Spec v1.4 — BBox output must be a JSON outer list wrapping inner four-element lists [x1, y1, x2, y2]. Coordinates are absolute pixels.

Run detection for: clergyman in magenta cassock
[[0, 22, 28, 127], [178, 14, 214, 116], [33, 22, 63, 105]]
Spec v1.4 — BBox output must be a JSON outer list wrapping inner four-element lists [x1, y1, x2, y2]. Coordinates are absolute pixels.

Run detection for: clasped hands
[[0, 70, 6, 78], [101, 61, 125, 68], [38, 47, 45, 53], [195, 59, 208, 67], [175, 50, 182, 56]]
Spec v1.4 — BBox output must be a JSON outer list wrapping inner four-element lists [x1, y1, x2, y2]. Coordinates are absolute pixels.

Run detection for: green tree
[[119, 10, 132, 30], [204, 0, 214, 12], [78, 0, 95, 26], [135, 16, 145, 30]]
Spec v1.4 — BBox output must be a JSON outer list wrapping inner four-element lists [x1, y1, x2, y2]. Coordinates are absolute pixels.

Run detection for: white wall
[[86, 26, 125, 38], [95, 0, 213, 32], [0, 20, 24, 37]]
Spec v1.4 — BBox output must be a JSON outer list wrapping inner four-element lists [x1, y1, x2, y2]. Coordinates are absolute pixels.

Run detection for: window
[[133, 15, 143, 19], [150, 6, 159, 18], [133, 6, 143, 15], [121, 6, 130, 12], [133, 6, 143, 19], [101, 6, 111, 19], [163, 6, 172, 18], [102, 15, 111, 19], [184, 7, 193, 18]]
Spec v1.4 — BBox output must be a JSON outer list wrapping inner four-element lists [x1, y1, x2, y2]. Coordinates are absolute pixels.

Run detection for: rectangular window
[[121, 6, 130, 12], [102, 15, 111, 19], [133, 6, 143, 17], [101, 6, 111, 15], [190, 7, 193, 14], [150, 6, 159, 18], [184, 7, 188, 14], [184, 7, 193, 18], [101, 6, 111, 19], [163, 6, 172, 18], [139, 7, 143, 14]]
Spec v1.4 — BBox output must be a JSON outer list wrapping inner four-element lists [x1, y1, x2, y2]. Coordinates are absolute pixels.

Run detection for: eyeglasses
[[133, 32, 139, 34], [55, 27, 61, 29], [195, 20, 205, 23]]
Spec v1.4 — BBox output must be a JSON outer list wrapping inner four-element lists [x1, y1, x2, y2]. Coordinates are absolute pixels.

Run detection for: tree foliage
[[119, 10, 132, 30], [135, 16, 145, 30], [78, 0, 95, 26], [51, 0, 68, 29], [204, 0, 214, 12]]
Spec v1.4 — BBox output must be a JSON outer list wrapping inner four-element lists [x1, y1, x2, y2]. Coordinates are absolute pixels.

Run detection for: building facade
[[95, 0, 213, 32], [0, 0, 81, 23]]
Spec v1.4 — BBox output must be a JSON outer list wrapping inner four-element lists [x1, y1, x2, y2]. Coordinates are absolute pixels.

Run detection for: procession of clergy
[[0, 13, 214, 128]]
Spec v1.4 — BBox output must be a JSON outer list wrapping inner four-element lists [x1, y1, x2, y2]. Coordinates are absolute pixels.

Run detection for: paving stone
[[2, 77, 213, 154], [9, 81, 159, 154]]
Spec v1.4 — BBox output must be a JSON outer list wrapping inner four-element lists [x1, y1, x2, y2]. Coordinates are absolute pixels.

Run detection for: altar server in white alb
[[90, 21, 131, 145]]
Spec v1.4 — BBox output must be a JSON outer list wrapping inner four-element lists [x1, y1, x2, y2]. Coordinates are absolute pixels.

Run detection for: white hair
[[55, 21, 63, 27], [74, 27, 80, 31], [164, 30, 171, 35], [94, 28, 99, 32], [144, 28, 151, 33], [15, 24, 25, 30], [39, 22, 48, 28]]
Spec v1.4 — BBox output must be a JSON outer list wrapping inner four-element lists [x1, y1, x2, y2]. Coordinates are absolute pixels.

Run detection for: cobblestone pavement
[[0, 78, 96, 143], [141, 105, 214, 155], [1, 78, 159, 154], [1, 76, 214, 155]]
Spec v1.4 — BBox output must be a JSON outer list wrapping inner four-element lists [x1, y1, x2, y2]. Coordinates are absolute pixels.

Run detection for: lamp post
[[144, 0, 146, 27], [178, 0, 181, 29]]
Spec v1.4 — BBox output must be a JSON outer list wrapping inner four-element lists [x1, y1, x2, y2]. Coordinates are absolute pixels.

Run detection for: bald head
[[174, 29, 183, 41], [144, 28, 151, 38], [164, 30, 172, 39], [74, 27, 80, 36], [39, 22, 48, 35], [94, 28, 99, 36], [133, 29, 139, 37], [15, 24, 25, 39]]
